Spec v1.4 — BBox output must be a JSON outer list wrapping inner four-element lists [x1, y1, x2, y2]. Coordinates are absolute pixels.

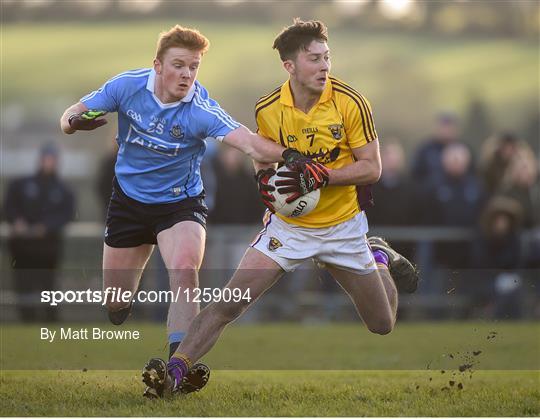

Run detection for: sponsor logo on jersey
[[268, 237, 283, 251], [302, 127, 318, 134], [126, 124, 181, 156], [127, 109, 143, 123], [170, 124, 184, 139], [328, 123, 344, 140], [286, 135, 298, 143]]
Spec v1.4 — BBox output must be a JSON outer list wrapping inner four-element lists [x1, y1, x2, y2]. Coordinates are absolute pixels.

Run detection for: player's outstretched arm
[[328, 139, 382, 186], [60, 102, 108, 135], [223, 125, 285, 163]]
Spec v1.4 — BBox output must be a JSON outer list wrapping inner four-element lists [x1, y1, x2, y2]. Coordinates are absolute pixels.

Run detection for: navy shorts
[[104, 177, 208, 248]]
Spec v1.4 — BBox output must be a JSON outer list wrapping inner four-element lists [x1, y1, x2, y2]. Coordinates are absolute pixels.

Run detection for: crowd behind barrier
[[2, 114, 539, 322]]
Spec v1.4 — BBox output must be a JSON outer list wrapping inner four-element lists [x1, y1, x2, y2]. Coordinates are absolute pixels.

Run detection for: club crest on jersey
[[170, 124, 184, 139], [328, 123, 344, 140], [268, 237, 283, 251]]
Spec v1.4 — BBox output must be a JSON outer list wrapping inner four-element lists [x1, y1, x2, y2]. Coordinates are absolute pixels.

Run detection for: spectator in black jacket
[[367, 139, 413, 226], [366, 140, 416, 262], [411, 112, 462, 186], [424, 143, 484, 270], [208, 147, 265, 224], [428, 143, 484, 227], [4, 143, 75, 322]]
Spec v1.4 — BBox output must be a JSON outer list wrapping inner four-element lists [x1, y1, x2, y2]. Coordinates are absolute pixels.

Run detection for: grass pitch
[[1, 370, 538, 416], [1, 322, 539, 416]]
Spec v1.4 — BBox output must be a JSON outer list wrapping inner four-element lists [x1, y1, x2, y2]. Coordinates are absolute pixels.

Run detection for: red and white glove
[[255, 168, 277, 212], [276, 149, 329, 203]]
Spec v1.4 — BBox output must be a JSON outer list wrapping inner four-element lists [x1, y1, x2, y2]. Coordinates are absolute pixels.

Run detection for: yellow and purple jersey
[[255, 76, 378, 228]]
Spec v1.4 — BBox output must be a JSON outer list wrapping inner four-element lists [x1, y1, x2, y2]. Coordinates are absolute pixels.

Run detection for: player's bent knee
[[167, 258, 201, 272], [367, 320, 394, 335], [105, 300, 131, 313], [169, 274, 199, 289], [169, 263, 200, 271], [167, 265, 199, 288]]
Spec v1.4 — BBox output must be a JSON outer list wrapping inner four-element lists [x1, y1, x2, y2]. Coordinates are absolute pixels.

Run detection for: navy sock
[[169, 341, 180, 359], [168, 331, 185, 359]]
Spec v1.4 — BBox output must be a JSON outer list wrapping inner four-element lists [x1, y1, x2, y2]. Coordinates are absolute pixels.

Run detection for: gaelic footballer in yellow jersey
[[150, 22, 419, 396], [255, 76, 377, 228]]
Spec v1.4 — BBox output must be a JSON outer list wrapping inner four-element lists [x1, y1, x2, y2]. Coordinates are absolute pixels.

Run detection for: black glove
[[277, 149, 329, 203], [255, 168, 276, 212], [68, 110, 108, 131]]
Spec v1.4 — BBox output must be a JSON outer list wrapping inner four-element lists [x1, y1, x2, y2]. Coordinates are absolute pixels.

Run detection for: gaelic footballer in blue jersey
[[60, 24, 322, 397]]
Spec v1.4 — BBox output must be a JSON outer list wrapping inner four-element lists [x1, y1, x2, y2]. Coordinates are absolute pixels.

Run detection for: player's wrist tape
[[171, 352, 192, 369], [282, 149, 302, 165]]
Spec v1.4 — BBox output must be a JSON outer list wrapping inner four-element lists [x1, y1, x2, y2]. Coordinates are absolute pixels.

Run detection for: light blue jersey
[[81, 68, 240, 204]]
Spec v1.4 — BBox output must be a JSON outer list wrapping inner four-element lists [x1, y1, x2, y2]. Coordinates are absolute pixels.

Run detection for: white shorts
[[251, 211, 376, 275]]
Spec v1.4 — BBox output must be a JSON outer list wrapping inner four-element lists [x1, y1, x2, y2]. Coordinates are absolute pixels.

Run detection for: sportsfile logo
[[40, 287, 251, 306]]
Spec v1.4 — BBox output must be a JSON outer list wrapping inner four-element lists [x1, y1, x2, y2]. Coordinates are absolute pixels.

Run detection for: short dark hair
[[272, 18, 328, 61]]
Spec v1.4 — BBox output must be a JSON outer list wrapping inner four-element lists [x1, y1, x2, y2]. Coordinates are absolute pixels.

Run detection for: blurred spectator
[[208, 146, 265, 224], [480, 132, 519, 195], [95, 139, 118, 218], [366, 140, 416, 263], [424, 143, 484, 227], [479, 132, 519, 195], [422, 143, 484, 271], [367, 139, 413, 226], [4, 143, 75, 322], [474, 196, 524, 270], [499, 144, 539, 228], [408, 114, 466, 294], [466, 196, 525, 319], [480, 132, 539, 227], [411, 112, 463, 185]]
